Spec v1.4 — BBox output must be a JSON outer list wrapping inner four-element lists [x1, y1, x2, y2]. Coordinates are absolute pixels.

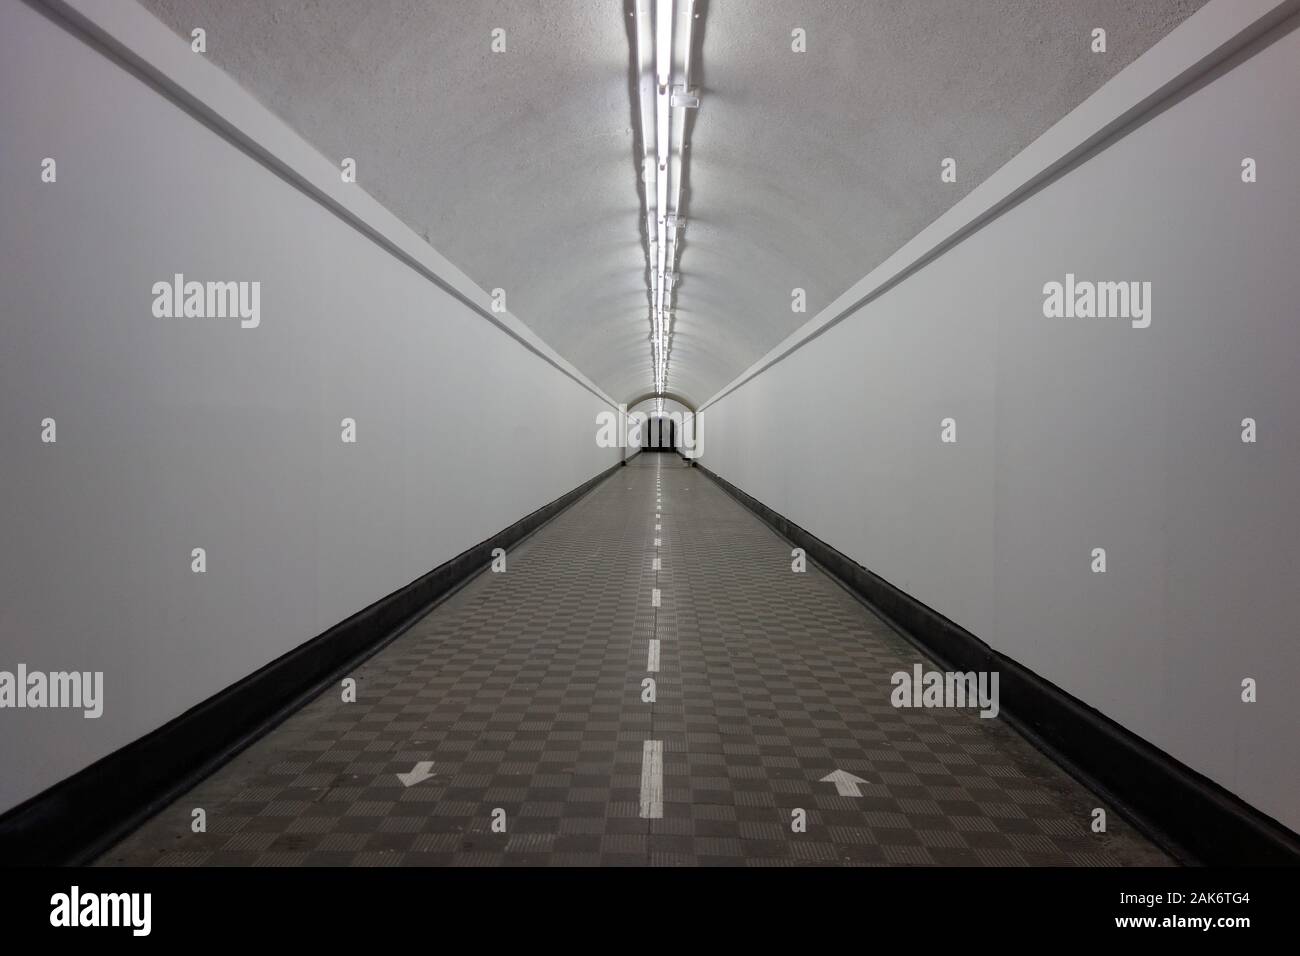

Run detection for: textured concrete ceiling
[[138, 0, 1207, 406]]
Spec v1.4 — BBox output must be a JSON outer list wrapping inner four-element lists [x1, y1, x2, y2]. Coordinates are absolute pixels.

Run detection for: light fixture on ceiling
[[633, 0, 699, 396]]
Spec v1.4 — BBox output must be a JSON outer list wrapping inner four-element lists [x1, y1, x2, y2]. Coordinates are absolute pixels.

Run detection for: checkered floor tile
[[98, 453, 1170, 867]]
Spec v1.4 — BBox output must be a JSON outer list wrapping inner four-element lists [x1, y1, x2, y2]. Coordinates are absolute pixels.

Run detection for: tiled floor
[[99, 453, 1170, 866]]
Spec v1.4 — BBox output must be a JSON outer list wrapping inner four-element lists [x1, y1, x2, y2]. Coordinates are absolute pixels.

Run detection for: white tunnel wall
[[702, 24, 1300, 832], [0, 1, 619, 815]]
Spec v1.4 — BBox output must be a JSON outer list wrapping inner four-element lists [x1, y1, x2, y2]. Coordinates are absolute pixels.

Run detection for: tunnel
[[1, 0, 1298, 937]]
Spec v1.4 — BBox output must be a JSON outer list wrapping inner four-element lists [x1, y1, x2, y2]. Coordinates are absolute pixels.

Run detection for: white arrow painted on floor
[[820, 769, 869, 797], [397, 761, 436, 787]]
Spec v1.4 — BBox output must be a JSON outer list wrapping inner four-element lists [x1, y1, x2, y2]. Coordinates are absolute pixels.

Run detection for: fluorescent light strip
[[636, 0, 696, 396], [656, 0, 672, 85]]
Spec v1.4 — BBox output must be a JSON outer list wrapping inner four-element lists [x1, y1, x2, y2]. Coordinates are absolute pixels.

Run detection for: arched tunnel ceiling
[[138, 0, 1207, 406]]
